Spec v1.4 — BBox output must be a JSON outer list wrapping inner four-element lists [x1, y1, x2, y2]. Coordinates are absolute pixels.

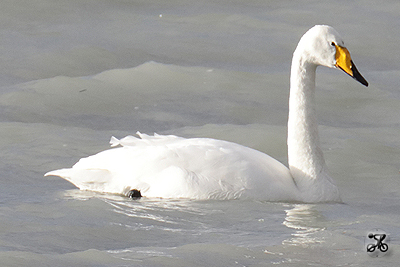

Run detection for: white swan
[[45, 25, 368, 202]]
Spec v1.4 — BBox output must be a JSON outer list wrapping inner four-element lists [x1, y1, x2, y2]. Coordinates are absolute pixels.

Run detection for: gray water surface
[[0, 1, 399, 266]]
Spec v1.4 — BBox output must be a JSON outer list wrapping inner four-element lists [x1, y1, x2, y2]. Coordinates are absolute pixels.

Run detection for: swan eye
[[331, 42, 336, 47]]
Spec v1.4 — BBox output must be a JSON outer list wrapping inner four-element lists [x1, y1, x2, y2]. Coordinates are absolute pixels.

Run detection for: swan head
[[296, 25, 368, 86]]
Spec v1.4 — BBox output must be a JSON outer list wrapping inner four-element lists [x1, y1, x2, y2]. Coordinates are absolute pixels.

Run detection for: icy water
[[1, 1, 400, 266]]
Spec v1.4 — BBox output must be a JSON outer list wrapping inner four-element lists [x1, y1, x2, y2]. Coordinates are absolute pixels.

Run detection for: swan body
[[46, 25, 368, 202], [49, 133, 299, 201]]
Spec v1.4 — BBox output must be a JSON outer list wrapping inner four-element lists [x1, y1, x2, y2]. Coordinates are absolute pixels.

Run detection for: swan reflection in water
[[282, 204, 326, 247]]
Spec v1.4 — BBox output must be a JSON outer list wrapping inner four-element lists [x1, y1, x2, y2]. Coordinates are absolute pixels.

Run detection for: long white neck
[[287, 50, 340, 202]]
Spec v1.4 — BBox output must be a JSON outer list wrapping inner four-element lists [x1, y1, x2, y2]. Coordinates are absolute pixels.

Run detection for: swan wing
[[46, 133, 297, 200]]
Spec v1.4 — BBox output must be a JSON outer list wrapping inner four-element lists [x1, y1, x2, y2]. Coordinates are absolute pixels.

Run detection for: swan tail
[[45, 168, 120, 193]]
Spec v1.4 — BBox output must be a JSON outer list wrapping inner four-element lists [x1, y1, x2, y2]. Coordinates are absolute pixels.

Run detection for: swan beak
[[335, 45, 368, 87]]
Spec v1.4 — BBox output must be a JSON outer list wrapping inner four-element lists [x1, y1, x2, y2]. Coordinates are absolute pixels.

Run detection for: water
[[0, 0, 399, 266]]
